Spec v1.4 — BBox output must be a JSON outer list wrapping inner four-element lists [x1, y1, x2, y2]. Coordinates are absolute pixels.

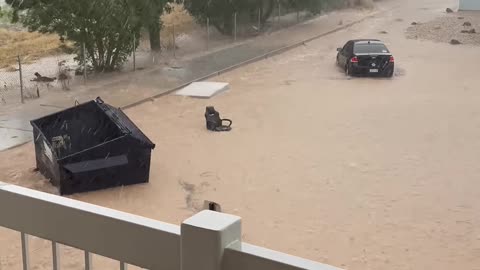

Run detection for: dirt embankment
[[406, 11, 480, 46]]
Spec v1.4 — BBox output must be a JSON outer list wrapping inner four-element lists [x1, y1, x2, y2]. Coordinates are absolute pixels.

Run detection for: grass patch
[[160, 3, 195, 49], [0, 28, 68, 70]]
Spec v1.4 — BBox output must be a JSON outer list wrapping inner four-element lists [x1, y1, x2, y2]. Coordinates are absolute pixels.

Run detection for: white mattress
[[175, 82, 229, 98]]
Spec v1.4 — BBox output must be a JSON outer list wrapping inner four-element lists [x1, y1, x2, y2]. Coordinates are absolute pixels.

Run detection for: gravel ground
[[406, 11, 480, 45]]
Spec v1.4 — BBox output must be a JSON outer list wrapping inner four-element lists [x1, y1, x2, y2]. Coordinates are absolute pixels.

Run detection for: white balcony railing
[[0, 182, 340, 270]]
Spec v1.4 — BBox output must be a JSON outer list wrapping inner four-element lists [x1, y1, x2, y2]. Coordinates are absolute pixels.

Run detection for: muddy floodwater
[[1, 0, 480, 269]]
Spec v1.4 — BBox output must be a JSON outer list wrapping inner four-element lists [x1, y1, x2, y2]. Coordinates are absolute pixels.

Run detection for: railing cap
[[183, 210, 241, 231]]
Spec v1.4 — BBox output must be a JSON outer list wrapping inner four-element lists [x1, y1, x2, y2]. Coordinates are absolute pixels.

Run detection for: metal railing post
[[52, 241, 60, 270], [120, 262, 128, 270], [84, 251, 92, 270], [17, 55, 24, 104], [21, 232, 30, 270]]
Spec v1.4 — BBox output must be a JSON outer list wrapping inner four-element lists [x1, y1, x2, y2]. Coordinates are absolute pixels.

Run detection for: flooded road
[[2, 0, 480, 269], [0, 6, 374, 151]]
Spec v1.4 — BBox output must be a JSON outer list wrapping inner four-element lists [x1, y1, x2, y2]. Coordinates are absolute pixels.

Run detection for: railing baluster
[[84, 251, 92, 270], [120, 262, 128, 270], [20, 232, 30, 270], [52, 241, 60, 270]]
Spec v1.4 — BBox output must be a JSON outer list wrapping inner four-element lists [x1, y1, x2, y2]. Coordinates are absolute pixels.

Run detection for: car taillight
[[389, 56, 395, 63], [350, 56, 359, 63]]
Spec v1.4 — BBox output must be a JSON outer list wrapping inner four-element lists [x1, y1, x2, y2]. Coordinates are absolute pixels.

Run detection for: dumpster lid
[[98, 100, 155, 149], [31, 97, 155, 149]]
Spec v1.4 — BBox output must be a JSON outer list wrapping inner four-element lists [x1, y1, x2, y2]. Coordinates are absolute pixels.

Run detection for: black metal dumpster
[[31, 97, 155, 195]]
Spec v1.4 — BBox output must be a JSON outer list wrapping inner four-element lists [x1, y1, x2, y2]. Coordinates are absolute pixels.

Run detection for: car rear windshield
[[354, 43, 389, 54]]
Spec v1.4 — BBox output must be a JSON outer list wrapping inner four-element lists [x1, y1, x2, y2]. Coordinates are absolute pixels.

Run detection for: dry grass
[[0, 28, 65, 69], [160, 3, 196, 49]]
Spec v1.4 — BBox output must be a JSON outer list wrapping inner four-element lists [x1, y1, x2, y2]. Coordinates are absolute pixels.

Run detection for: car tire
[[385, 68, 394, 78], [345, 64, 352, 76]]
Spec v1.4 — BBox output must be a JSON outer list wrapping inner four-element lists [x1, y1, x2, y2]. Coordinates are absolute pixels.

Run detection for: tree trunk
[[212, 12, 234, 36], [148, 15, 161, 51], [262, 0, 275, 24]]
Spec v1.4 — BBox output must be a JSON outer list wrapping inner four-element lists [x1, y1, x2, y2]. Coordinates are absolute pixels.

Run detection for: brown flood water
[[1, 0, 480, 269]]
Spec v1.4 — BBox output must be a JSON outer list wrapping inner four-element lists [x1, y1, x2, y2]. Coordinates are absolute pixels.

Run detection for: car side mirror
[[337, 48, 342, 52]]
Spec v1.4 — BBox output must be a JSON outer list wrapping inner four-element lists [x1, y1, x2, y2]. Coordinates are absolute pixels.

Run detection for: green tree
[[6, 0, 171, 70], [7, 0, 142, 71], [183, 0, 276, 35], [183, 0, 337, 36]]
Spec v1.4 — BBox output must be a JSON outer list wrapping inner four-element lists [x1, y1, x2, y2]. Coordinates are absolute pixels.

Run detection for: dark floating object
[[205, 106, 232, 132], [461, 28, 476, 34], [31, 97, 155, 195], [450, 39, 462, 45], [204, 200, 222, 212]]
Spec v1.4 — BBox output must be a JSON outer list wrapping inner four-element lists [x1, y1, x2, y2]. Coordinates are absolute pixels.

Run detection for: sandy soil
[[2, 0, 480, 269]]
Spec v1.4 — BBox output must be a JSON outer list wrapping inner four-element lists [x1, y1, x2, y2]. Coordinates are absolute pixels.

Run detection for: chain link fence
[[0, 49, 85, 106], [130, 4, 317, 71]]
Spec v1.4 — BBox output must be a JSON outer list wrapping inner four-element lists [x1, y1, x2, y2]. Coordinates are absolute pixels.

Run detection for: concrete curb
[[122, 9, 387, 110]]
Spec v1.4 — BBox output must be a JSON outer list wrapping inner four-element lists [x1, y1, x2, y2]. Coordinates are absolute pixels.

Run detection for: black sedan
[[336, 39, 394, 77]]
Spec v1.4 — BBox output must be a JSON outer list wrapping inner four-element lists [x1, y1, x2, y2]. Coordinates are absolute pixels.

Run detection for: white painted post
[[52, 241, 60, 270], [181, 210, 241, 270], [84, 251, 92, 270], [21, 232, 29, 270]]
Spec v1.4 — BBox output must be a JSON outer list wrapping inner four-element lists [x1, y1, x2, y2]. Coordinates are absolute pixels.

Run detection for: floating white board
[[176, 82, 229, 98]]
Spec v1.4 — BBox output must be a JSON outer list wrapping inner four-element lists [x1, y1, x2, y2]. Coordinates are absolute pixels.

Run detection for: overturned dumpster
[[31, 97, 155, 195]]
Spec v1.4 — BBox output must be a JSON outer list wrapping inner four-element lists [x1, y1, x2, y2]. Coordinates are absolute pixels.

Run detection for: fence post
[[278, 0, 281, 27], [17, 55, 24, 104], [133, 33, 136, 71], [173, 24, 176, 58], [206, 18, 210, 51], [82, 42, 87, 84], [234, 12, 237, 42], [181, 210, 241, 270], [258, 8, 261, 31]]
